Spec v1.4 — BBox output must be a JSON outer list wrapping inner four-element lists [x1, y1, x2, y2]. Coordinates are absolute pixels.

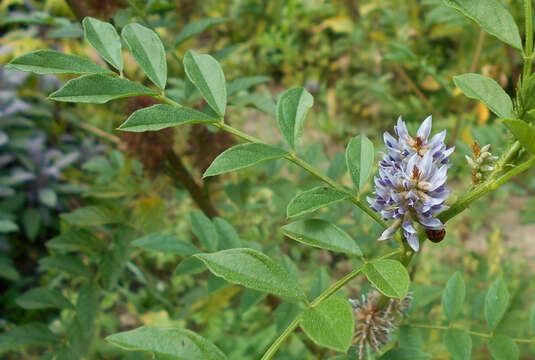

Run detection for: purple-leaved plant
[[367, 116, 454, 251]]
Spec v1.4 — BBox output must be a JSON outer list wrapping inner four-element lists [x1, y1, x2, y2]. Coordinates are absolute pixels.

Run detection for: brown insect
[[426, 228, 446, 243]]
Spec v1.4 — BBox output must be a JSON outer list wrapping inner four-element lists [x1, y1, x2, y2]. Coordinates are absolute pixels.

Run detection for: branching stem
[[260, 249, 402, 360]]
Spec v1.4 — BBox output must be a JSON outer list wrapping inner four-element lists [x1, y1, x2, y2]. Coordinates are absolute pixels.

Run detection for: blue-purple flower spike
[[368, 116, 454, 251]]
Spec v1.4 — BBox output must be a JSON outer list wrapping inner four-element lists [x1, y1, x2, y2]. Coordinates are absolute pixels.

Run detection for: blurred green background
[[0, 0, 534, 359]]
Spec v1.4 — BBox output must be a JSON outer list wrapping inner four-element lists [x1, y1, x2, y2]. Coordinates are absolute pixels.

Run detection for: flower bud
[[467, 141, 497, 185]]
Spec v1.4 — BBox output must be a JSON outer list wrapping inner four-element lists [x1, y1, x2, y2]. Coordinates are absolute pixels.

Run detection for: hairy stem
[[260, 317, 301, 360]]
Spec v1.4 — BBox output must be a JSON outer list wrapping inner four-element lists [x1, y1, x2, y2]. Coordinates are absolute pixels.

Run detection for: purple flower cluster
[[367, 116, 454, 251]]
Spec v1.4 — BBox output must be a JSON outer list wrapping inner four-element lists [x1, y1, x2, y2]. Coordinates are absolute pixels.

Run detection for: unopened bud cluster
[[349, 292, 412, 359], [465, 142, 497, 185]]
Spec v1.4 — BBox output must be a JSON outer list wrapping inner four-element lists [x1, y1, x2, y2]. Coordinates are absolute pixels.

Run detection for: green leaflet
[[503, 119, 535, 154], [442, 271, 466, 322], [16, 287, 73, 310], [287, 187, 350, 218], [190, 210, 218, 252], [203, 143, 289, 177], [346, 135, 375, 192], [0, 323, 60, 350], [276, 87, 313, 149], [443, 0, 522, 50], [39, 255, 89, 278], [363, 259, 410, 299], [281, 219, 362, 256], [60, 206, 119, 226], [213, 217, 241, 249], [119, 104, 219, 132], [122, 23, 167, 90], [195, 248, 306, 301], [183, 50, 227, 116], [453, 73, 513, 118], [300, 297, 355, 353], [227, 76, 270, 96], [131, 233, 200, 255], [444, 328, 472, 360], [0, 219, 19, 233], [83, 17, 123, 71], [49, 74, 158, 103], [484, 277, 510, 330], [6, 50, 114, 75], [487, 335, 519, 360], [106, 326, 228, 360]]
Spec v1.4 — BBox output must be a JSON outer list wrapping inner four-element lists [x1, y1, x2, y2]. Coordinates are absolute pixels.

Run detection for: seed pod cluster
[[349, 291, 412, 359], [465, 141, 498, 185]]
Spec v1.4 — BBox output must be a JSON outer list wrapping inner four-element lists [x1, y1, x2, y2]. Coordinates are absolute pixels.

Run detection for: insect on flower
[[425, 228, 446, 243], [367, 116, 454, 251]]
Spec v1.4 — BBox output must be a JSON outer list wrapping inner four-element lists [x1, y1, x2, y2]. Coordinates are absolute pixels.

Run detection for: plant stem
[[408, 324, 535, 343], [157, 95, 183, 108], [286, 155, 388, 228], [439, 146, 533, 223], [164, 149, 219, 218], [470, 30, 486, 73], [514, 337, 535, 343], [524, 0, 534, 78], [311, 267, 364, 307], [212, 121, 390, 229], [260, 317, 301, 360]]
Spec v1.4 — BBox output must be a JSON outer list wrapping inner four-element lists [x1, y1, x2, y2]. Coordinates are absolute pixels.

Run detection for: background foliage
[[0, 0, 534, 359]]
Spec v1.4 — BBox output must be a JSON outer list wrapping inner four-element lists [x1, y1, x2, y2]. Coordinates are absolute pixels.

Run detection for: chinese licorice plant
[[6, 0, 535, 358]]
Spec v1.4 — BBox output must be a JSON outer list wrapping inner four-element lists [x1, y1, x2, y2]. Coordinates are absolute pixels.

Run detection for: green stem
[[212, 121, 389, 229], [260, 249, 401, 360], [260, 317, 301, 360], [286, 155, 388, 228], [524, 0, 534, 78], [439, 150, 534, 223], [514, 337, 535, 343], [408, 324, 535, 343], [310, 266, 364, 307], [157, 94, 183, 108]]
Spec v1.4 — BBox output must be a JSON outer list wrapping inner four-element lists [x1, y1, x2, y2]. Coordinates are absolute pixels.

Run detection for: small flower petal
[[417, 115, 432, 140], [378, 219, 402, 241], [406, 232, 420, 251]]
